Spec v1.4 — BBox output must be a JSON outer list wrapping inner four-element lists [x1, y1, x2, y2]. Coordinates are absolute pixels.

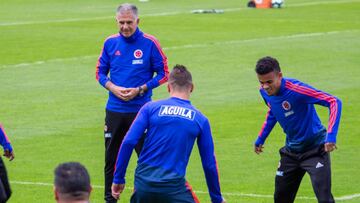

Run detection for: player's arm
[[0, 124, 14, 161], [197, 119, 224, 203], [95, 40, 130, 101], [254, 95, 277, 154], [95, 40, 111, 88], [254, 107, 277, 154], [112, 104, 150, 185], [111, 104, 149, 199], [291, 83, 342, 151], [144, 36, 169, 91]]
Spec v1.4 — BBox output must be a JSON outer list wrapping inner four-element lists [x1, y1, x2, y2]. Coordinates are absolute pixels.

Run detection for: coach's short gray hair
[[116, 3, 138, 18]]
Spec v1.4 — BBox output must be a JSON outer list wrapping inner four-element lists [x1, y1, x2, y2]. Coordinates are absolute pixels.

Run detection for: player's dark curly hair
[[169, 64, 193, 89], [255, 56, 281, 75]]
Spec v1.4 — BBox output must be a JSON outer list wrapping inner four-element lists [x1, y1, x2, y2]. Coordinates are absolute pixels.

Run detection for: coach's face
[[116, 11, 139, 38], [257, 71, 283, 96]]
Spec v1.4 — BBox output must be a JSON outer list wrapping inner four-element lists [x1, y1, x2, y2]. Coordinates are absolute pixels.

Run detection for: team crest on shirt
[[134, 49, 143, 58], [282, 101, 291, 111], [282, 100, 294, 117], [158, 105, 196, 121], [132, 49, 144, 64]]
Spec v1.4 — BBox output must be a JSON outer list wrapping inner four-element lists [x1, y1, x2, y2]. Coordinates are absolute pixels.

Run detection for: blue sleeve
[[294, 84, 342, 143], [95, 40, 111, 88], [255, 94, 277, 146], [0, 124, 12, 152], [145, 39, 169, 90], [113, 105, 149, 184], [197, 119, 223, 203]]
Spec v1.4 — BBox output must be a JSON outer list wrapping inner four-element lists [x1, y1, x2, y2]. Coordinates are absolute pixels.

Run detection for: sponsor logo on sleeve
[[158, 105, 196, 120]]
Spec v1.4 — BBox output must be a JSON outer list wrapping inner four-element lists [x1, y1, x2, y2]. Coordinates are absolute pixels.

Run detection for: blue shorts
[[130, 182, 199, 203]]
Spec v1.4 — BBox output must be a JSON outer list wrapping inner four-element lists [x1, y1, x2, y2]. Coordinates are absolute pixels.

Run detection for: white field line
[[1, 29, 358, 69], [9, 180, 360, 201], [0, 0, 359, 26]]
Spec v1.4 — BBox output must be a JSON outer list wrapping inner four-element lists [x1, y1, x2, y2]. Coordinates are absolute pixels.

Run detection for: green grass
[[0, 0, 359, 202]]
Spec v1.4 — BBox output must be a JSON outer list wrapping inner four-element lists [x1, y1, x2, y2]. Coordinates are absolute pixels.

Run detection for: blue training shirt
[[0, 124, 12, 153], [113, 97, 223, 203], [255, 78, 342, 153], [96, 28, 169, 113]]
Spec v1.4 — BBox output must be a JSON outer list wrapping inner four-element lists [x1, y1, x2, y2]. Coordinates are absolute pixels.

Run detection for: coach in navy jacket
[[254, 56, 341, 203], [95, 3, 168, 203]]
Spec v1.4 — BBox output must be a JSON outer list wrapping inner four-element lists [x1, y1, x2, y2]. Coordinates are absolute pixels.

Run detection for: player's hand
[[254, 144, 264, 154], [3, 149, 14, 161], [111, 183, 125, 200], [121, 87, 139, 101], [221, 198, 227, 203], [324, 143, 337, 152]]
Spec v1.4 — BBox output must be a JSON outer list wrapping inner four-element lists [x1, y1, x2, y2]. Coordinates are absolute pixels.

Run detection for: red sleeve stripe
[[107, 33, 120, 39], [95, 33, 120, 81], [285, 81, 338, 133], [258, 109, 271, 137], [214, 153, 221, 186], [185, 181, 200, 203], [95, 48, 104, 81], [143, 34, 169, 85], [0, 124, 10, 143]]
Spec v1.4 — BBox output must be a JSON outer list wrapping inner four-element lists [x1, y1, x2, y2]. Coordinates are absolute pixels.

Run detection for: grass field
[[0, 0, 359, 202]]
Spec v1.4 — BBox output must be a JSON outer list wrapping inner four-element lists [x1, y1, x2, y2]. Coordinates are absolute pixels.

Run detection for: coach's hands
[[106, 81, 145, 101], [254, 144, 264, 154], [121, 87, 140, 101], [3, 149, 14, 161], [324, 142, 337, 152], [111, 183, 125, 200], [106, 82, 130, 101]]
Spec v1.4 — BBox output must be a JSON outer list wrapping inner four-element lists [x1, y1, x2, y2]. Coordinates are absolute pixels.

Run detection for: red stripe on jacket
[[143, 33, 169, 85], [95, 33, 120, 81], [285, 81, 338, 133]]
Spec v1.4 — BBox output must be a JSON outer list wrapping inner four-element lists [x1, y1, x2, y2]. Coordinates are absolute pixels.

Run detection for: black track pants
[[274, 146, 334, 203], [104, 110, 144, 203]]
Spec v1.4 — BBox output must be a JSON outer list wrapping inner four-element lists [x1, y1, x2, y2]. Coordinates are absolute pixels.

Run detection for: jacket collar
[[120, 27, 142, 43]]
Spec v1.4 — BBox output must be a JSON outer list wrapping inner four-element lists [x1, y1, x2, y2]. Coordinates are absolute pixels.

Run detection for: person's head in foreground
[[54, 162, 92, 203]]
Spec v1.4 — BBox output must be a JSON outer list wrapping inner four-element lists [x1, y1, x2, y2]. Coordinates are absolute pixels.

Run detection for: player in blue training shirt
[[0, 124, 14, 203], [95, 3, 168, 202], [254, 56, 342, 203], [111, 65, 226, 203]]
